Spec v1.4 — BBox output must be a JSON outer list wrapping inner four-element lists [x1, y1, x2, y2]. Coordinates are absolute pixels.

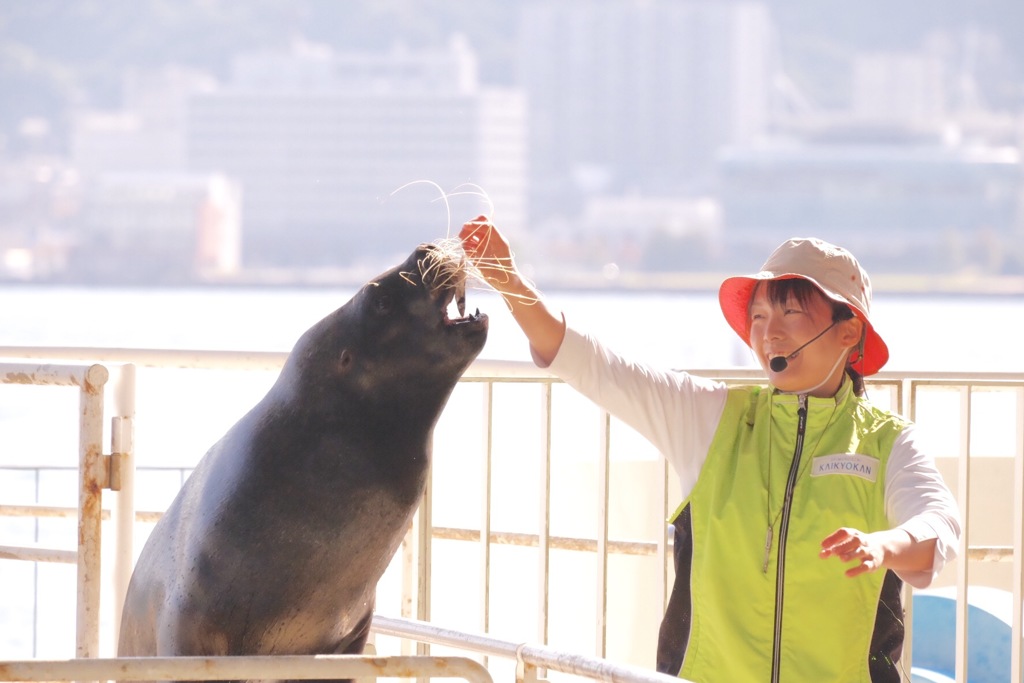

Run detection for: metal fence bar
[[400, 522, 416, 657], [371, 615, 694, 683], [3, 507, 1015, 562], [1, 361, 111, 660], [76, 363, 109, 659], [110, 363, 137, 647], [0, 504, 110, 520], [899, 378, 915, 675], [418, 471, 433, 658], [0, 362, 103, 388], [4, 348, 1024, 682], [0, 655, 492, 683], [8, 345, 1024, 382], [595, 412, 611, 659], [1013, 386, 1024, 683], [656, 456, 668, 615], [954, 385, 971, 682], [397, 526, 1016, 561], [0, 347, 289, 371], [480, 382, 494, 643], [538, 382, 553, 647], [0, 544, 77, 563]]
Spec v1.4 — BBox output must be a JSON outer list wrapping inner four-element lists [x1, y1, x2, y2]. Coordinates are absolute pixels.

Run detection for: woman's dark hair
[[758, 279, 867, 396]]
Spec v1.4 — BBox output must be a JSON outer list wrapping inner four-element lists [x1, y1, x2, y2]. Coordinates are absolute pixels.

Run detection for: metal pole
[[1012, 386, 1024, 683], [657, 457, 668, 613], [110, 363, 137, 652], [595, 412, 610, 658], [953, 386, 971, 683], [538, 383, 552, 646], [400, 522, 416, 656], [76, 364, 109, 659], [900, 379, 913, 674], [372, 615, 694, 683], [417, 472, 433, 657], [480, 382, 493, 642]]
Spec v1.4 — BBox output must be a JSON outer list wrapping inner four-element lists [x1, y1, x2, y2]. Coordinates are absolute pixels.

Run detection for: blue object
[[911, 586, 1014, 682]]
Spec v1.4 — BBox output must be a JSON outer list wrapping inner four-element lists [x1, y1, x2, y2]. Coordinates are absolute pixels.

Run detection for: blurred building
[[571, 194, 722, 270], [519, 0, 776, 221], [187, 37, 527, 268], [71, 67, 217, 175], [0, 159, 81, 281], [852, 52, 947, 122], [72, 173, 241, 282], [718, 123, 1024, 272], [64, 67, 235, 282]]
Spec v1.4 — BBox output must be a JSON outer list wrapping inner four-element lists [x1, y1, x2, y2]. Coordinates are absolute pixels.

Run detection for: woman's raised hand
[[459, 215, 519, 291]]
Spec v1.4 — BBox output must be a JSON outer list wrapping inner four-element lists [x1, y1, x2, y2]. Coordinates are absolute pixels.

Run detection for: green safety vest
[[664, 381, 908, 683]]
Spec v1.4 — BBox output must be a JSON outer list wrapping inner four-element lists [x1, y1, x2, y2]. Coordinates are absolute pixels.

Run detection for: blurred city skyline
[[1, 0, 1023, 286]]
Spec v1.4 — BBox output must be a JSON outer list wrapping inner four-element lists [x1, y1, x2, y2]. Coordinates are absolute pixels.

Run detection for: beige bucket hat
[[718, 237, 889, 376]]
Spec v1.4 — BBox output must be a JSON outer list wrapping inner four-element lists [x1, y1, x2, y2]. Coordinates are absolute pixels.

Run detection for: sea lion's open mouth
[[416, 244, 486, 329], [441, 276, 484, 327]]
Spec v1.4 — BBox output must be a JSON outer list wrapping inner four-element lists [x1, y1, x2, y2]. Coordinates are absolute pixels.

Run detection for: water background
[[2, 284, 1020, 372]]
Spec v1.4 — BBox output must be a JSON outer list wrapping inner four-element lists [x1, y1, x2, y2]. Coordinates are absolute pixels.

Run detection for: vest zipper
[[770, 394, 808, 683]]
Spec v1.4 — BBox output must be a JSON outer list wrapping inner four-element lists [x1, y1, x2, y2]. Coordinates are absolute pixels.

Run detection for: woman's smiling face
[[749, 280, 861, 397]]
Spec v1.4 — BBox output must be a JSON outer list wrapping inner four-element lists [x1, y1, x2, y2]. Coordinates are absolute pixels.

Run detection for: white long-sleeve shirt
[[543, 324, 961, 588]]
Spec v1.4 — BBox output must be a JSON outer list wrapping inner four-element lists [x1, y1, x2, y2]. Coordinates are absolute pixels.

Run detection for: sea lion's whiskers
[[416, 242, 464, 294], [389, 179, 537, 305], [390, 179, 453, 237], [390, 179, 496, 242], [441, 182, 496, 231]]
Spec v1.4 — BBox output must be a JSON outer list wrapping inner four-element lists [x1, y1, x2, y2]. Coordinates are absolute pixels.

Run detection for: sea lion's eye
[[374, 292, 392, 316], [337, 349, 353, 374]]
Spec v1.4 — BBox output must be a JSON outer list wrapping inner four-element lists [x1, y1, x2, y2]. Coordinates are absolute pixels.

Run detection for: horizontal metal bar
[[4, 347, 1024, 382], [433, 526, 658, 556], [0, 655, 492, 683], [0, 362, 108, 389], [0, 347, 288, 371], [0, 504, 160, 524], [434, 526, 1015, 562], [0, 504, 110, 520], [0, 544, 76, 564], [374, 615, 520, 659], [908, 378, 1024, 388], [371, 615, 692, 683], [966, 546, 1015, 562], [2, 507, 1013, 564]]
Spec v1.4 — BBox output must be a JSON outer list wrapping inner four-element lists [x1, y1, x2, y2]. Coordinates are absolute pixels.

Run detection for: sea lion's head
[[282, 243, 488, 427]]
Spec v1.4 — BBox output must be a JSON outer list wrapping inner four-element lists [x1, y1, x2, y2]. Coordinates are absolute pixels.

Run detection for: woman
[[459, 216, 961, 683]]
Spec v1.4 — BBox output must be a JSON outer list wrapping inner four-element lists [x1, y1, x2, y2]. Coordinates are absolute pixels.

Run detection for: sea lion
[[118, 242, 488, 672]]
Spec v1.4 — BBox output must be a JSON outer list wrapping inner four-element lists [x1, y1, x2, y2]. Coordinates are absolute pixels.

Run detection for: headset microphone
[[768, 321, 838, 373]]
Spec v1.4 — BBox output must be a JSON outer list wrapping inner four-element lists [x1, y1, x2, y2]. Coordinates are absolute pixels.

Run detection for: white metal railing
[[0, 654, 493, 683], [0, 360, 134, 659], [1, 346, 1022, 683], [370, 615, 687, 683]]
